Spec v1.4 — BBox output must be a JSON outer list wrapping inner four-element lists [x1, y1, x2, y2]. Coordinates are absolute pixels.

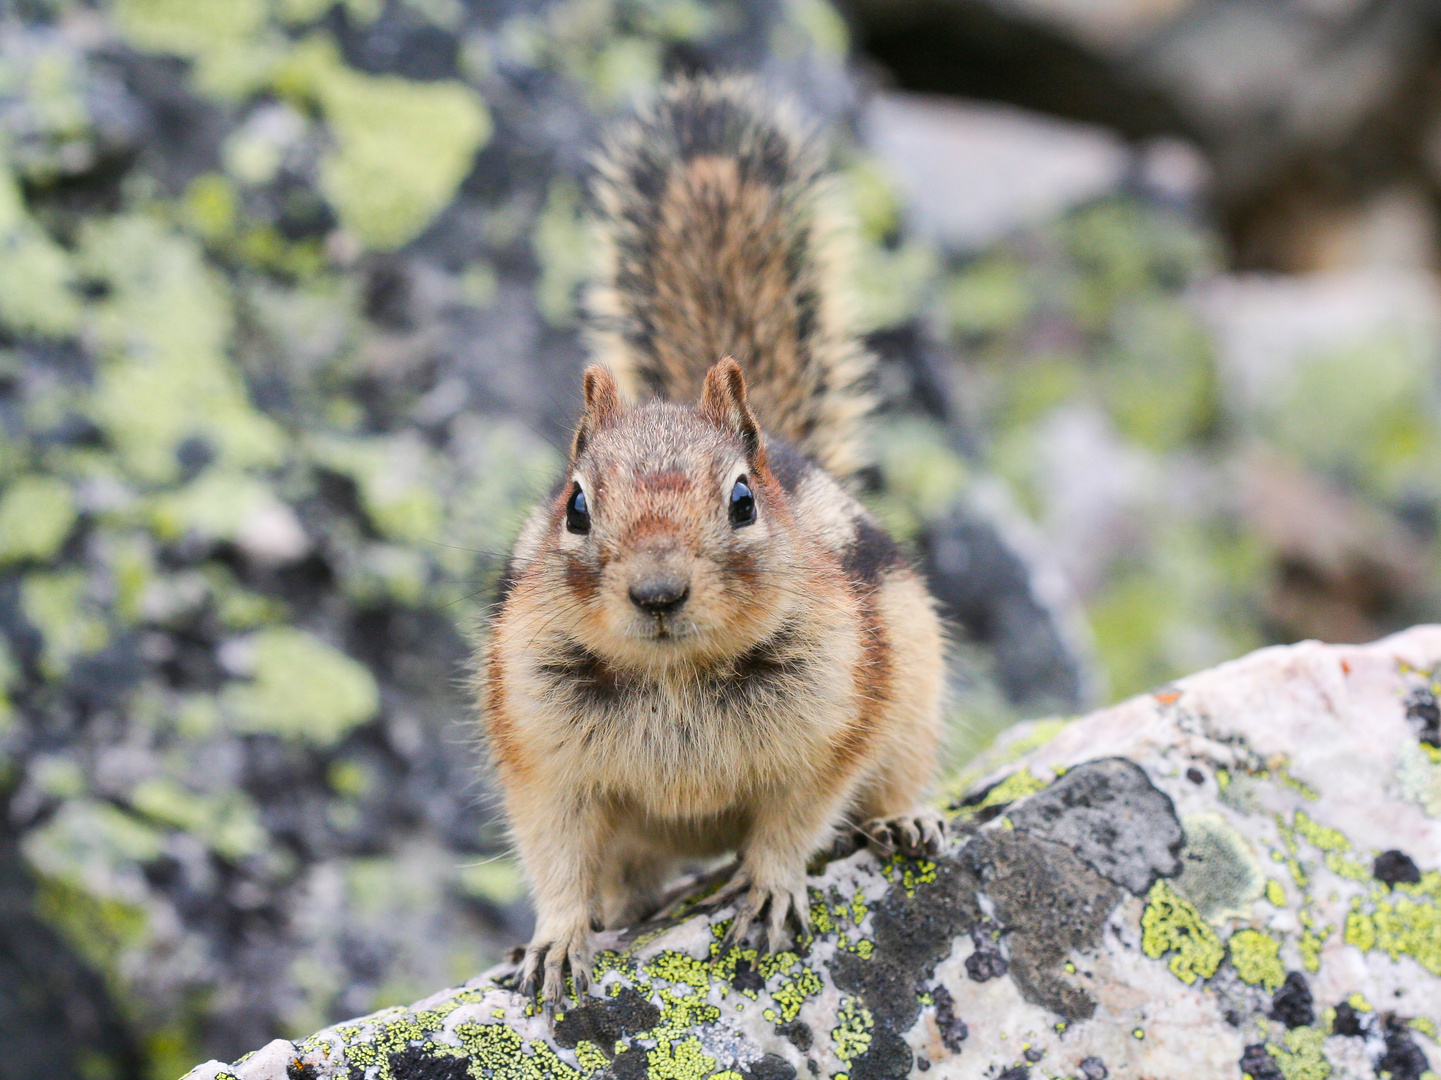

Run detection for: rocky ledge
[[184, 629, 1441, 1080]]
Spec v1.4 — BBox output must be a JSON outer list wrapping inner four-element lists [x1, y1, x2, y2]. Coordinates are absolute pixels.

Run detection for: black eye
[[565, 484, 590, 533], [729, 477, 756, 527]]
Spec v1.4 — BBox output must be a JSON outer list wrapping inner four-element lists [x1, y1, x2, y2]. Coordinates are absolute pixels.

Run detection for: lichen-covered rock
[[0, 2, 1094, 1075], [184, 629, 1441, 1080]]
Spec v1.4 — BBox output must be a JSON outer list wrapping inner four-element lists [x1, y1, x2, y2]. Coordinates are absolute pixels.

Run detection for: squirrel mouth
[[643, 617, 685, 641]]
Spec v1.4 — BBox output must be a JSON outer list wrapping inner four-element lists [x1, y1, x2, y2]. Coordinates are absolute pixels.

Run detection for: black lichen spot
[[1331, 1002, 1367, 1037], [731, 955, 766, 994], [1186, 767, 1205, 785], [1239, 1043, 1284, 1080], [915, 1055, 929, 1071], [962, 833, 1122, 1022], [1374, 849, 1422, 888], [1078, 1057, 1107, 1080], [997, 1067, 1029, 1080], [964, 951, 1007, 981], [1007, 758, 1183, 896], [551, 986, 660, 1052], [610, 1045, 650, 1080], [930, 984, 968, 1052], [1268, 972, 1313, 1029], [1404, 686, 1440, 747], [742, 1054, 797, 1080], [777, 1020, 812, 1052], [1023, 1048, 1043, 1063], [1378, 1015, 1429, 1080], [830, 858, 981, 1080], [386, 1048, 470, 1080], [964, 925, 1008, 983], [286, 1060, 319, 1080]]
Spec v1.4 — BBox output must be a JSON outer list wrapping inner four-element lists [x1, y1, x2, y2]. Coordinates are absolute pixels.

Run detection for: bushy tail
[[585, 76, 873, 478]]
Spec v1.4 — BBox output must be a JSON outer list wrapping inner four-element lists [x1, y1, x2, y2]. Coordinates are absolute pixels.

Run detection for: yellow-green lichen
[[0, 160, 82, 338], [1140, 879, 1224, 984], [20, 570, 108, 678], [1292, 811, 1348, 853], [0, 474, 77, 563], [219, 627, 379, 745], [954, 768, 1049, 819], [1267, 879, 1287, 907], [831, 998, 873, 1063], [1344, 892, 1441, 975], [1266, 1026, 1331, 1080], [452, 1019, 582, 1080], [1228, 928, 1286, 992], [273, 37, 490, 251], [80, 216, 284, 484]]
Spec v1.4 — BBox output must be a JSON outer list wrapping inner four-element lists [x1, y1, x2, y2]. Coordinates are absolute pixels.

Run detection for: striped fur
[[585, 77, 873, 479], [479, 81, 945, 1010]]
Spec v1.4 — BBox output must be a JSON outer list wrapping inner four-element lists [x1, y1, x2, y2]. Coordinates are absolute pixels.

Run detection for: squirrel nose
[[629, 578, 690, 615]]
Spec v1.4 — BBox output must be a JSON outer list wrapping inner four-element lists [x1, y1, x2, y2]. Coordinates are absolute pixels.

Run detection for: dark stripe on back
[[843, 516, 902, 587]]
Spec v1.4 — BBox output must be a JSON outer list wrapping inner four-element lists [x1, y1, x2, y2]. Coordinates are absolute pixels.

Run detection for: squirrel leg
[[598, 839, 678, 929], [711, 783, 852, 953], [511, 795, 607, 1011]]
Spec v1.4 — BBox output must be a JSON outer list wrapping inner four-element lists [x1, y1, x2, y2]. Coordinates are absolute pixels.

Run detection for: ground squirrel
[[479, 77, 945, 1009]]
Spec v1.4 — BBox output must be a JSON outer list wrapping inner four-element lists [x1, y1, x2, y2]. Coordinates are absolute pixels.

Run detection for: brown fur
[[478, 78, 945, 1009]]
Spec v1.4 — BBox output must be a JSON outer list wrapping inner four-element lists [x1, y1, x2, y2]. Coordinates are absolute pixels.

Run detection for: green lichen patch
[[0, 473, 77, 562], [1173, 812, 1266, 924], [1265, 1026, 1331, 1080], [0, 159, 83, 337], [20, 569, 108, 678], [1344, 892, 1441, 976], [79, 215, 285, 484], [1141, 879, 1224, 984], [952, 767, 1048, 820], [273, 37, 490, 251], [831, 997, 873, 1064], [219, 627, 379, 745], [1227, 928, 1286, 992]]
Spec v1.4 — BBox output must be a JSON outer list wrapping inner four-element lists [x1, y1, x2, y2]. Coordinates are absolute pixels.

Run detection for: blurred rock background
[[1, 0, 1439, 1077]]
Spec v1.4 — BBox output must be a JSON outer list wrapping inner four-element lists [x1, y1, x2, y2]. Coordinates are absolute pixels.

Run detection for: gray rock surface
[[184, 628, 1441, 1080], [865, 91, 1130, 253]]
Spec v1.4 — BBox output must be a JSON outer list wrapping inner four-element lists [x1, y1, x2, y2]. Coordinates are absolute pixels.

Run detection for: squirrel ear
[[700, 357, 766, 466], [572, 365, 620, 459]]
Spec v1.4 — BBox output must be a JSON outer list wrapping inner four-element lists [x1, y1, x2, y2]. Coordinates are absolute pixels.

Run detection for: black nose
[[628, 579, 689, 615]]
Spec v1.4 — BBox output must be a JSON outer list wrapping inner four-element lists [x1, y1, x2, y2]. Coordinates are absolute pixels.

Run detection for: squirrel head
[[543, 358, 801, 671]]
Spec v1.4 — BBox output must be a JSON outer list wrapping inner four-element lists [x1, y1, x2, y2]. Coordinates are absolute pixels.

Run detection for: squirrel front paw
[[518, 920, 593, 1014], [860, 808, 946, 858], [706, 864, 811, 953]]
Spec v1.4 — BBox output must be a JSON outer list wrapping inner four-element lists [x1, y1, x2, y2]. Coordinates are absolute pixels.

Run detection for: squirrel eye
[[565, 485, 590, 534], [729, 477, 756, 527]]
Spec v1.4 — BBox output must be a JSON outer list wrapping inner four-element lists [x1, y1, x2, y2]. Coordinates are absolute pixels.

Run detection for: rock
[[1192, 271, 1441, 422], [864, 90, 1131, 254], [184, 629, 1441, 1080], [848, 0, 1439, 271]]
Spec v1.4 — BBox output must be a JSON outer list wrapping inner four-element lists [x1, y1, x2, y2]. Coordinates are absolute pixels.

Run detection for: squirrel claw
[[717, 869, 809, 954], [517, 926, 593, 1015], [861, 810, 946, 859]]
